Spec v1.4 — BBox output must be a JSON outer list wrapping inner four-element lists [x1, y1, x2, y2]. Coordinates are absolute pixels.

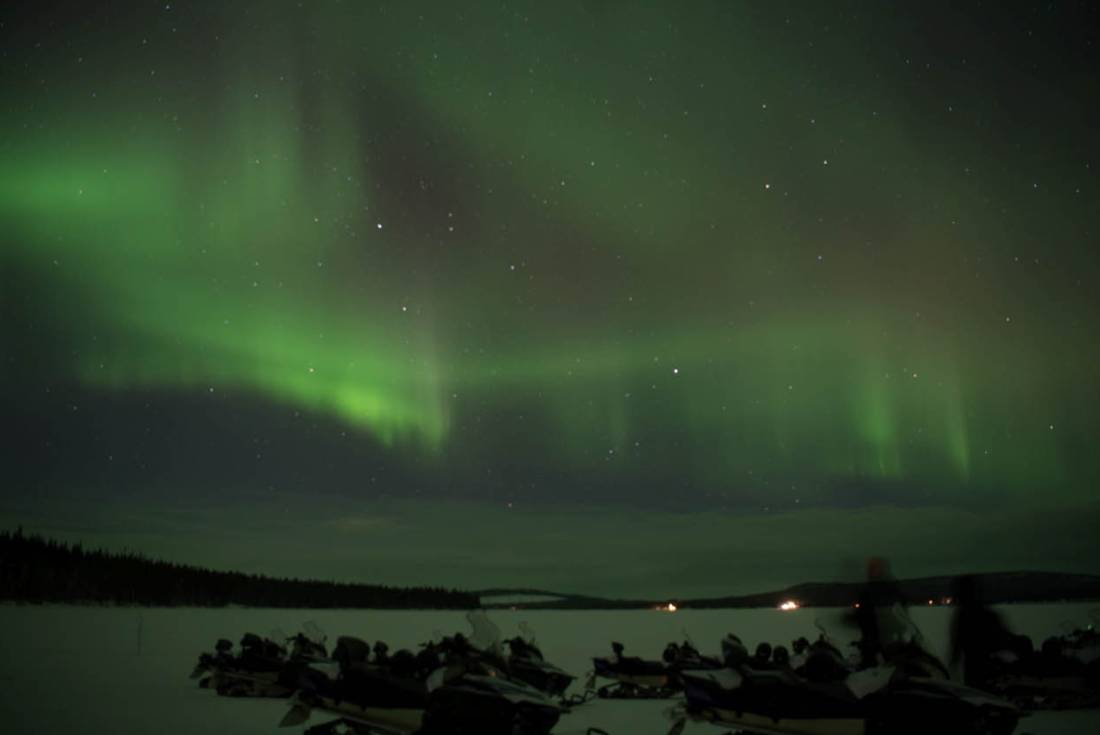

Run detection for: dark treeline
[[0, 528, 479, 609]]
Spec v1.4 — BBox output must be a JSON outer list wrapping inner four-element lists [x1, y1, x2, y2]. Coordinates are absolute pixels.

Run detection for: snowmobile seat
[[333, 636, 371, 670], [235, 633, 282, 667], [752, 642, 773, 667], [264, 640, 287, 658], [799, 648, 850, 682], [508, 637, 542, 660], [388, 649, 419, 679], [291, 634, 326, 660], [1008, 632, 1034, 658], [415, 646, 442, 677]]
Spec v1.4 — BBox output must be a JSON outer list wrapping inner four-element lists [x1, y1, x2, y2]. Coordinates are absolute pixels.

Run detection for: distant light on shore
[[778, 600, 800, 611], [655, 602, 678, 612]]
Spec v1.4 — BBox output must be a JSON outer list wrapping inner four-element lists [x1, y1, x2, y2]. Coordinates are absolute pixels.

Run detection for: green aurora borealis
[[3, 2, 1099, 591]]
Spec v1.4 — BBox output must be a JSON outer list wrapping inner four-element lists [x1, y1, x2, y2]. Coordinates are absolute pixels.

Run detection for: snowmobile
[[665, 639, 724, 669], [191, 623, 329, 697], [663, 639, 726, 689], [279, 634, 564, 735], [191, 632, 293, 697], [590, 638, 722, 699], [669, 634, 1022, 735], [288, 622, 331, 661], [785, 634, 854, 683], [969, 619, 1100, 710], [444, 612, 576, 701], [505, 635, 575, 697], [190, 637, 236, 684], [591, 641, 677, 698]]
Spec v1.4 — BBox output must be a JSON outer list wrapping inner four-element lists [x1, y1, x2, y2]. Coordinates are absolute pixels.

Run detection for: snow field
[[0, 604, 1097, 734]]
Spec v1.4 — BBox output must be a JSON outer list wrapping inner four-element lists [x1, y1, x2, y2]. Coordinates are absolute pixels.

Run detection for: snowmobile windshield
[[881, 602, 925, 646], [514, 623, 544, 659], [466, 610, 503, 656], [301, 621, 327, 645]]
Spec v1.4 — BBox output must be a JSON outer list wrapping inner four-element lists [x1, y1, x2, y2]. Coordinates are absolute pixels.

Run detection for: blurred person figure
[[949, 574, 1031, 686], [853, 556, 913, 667]]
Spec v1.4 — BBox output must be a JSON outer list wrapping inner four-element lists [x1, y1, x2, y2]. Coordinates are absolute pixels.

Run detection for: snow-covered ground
[[0, 603, 1097, 734]]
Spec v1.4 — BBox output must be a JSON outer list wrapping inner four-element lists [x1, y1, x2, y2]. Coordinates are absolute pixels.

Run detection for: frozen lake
[[0, 603, 1097, 734]]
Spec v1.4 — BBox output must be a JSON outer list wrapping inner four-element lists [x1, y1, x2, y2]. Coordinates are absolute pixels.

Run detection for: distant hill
[[685, 572, 1100, 609], [480, 572, 1100, 610], [0, 527, 478, 609]]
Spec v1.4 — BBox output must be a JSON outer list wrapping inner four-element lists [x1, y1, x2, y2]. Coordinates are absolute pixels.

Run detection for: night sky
[[3, 2, 1099, 597]]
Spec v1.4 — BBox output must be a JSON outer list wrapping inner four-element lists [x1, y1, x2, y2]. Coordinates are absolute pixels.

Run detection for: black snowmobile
[[971, 620, 1100, 710], [785, 634, 855, 683], [663, 639, 726, 689], [280, 634, 564, 735], [505, 635, 575, 697], [670, 633, 1021, 735], [591, 641, 676, 698], [591, 639, 722, 699], [190, 637, 236, 685], [447, 612, 576, 701], [191, 624, 329, 697]]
